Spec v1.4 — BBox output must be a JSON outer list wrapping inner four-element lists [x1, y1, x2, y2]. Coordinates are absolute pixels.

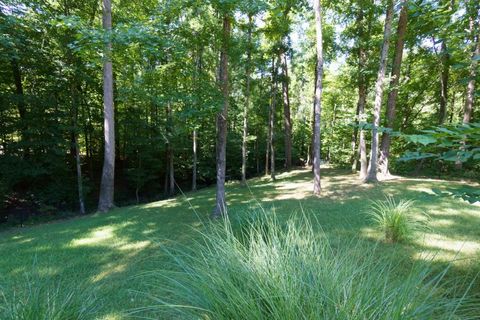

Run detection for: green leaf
[[405, 135, 437, 145]]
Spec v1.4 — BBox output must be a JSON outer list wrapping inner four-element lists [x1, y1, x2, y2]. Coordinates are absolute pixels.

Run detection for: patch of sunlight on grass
[[419, 233, 480, 256], [100, 313, 123, 320], [71, 226, 116, 247], [140, 198, 180, 209], [274, 181, 312, 200], [431, 219, 455, 227], [91, 263, 127, 283], [118, 241, 150, 251]]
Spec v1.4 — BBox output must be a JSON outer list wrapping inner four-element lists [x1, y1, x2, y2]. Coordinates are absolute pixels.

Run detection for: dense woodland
[[0, 0, 479, 223]]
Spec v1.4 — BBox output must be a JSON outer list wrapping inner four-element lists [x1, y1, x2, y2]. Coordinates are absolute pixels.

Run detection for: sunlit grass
[[0, 168, 479, 319]]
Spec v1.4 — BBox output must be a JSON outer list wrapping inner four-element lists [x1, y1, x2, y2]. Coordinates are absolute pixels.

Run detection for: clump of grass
[[0, 275, 99, 320], [134, 213, 476, 319], [369, 196, 427, 243]]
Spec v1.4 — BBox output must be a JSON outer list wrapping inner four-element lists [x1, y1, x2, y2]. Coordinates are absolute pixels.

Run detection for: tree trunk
[[439, 41, 449, 124], [212, 15, 230, 218], [192, 129, 197, 191], [364, 0, 394, 183], [351, 102, 360, 173], [281, 51, 292, 171], [270, 56, 277, 181], [309, 60, 318, 168], [353, 4, 369, 179], [463, 17, 479, 124], [164, 102, 175, 196], [313, 0, 323, 195], [379, 0, 408, 177], [71, 81, 85, 215], [457, 12, 479, 169], [241, 14, 253, 185], [98, 0, 115, 212]]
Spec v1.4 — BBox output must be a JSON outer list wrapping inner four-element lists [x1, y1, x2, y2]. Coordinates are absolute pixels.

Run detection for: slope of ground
[[0, 168, 479, 319]]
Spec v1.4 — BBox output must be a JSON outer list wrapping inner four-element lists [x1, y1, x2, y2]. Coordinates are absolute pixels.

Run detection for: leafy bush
[[0, 276, 99, 320], [368, 196, 427, 243], [134, 214, 475, 319]]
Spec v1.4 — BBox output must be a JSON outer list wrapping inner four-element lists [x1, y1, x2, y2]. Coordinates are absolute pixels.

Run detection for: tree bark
[[364, 0, 394, 183], [164, 102, 175, 197], [192, 129, 197, 191], [270, 56, 277, 181], [463, 17, 479, 124], [379, 0, 408, 177], [241, 14, 253, 185], [212, 15, 230, 218], [351, 102, 360, 173], [457, 11, 479, 169], [354, 4, 368, 179], [313, 0, 323, 195], [71, 80, 85, 215], [281, 51, 292, 171], [438, 40, 449, 124], [98, 0, 115, 212]]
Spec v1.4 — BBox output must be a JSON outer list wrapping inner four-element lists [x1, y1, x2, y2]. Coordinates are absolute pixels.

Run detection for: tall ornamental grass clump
[[0, 276, 99, 320], [135, 214, 476, 319], [369, 196, 427, 242]]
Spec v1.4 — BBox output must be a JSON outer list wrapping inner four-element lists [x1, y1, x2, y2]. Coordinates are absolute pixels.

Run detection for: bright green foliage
[[401, 123, 480, 163], [137, 214, 473, 319], [369, 196, 427, 243]]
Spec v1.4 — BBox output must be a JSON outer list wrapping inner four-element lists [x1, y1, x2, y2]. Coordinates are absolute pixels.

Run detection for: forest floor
[[0, 168, 479, 319]]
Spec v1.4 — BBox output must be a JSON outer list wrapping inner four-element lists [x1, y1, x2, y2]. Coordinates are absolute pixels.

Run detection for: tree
[[379, 0, 408, 176], [241, 14, 253, 185], [463, 5, 479, 124], [355, 2, 370, 179], [98, 0, 115, 212], [281, 49, 293, 171], [364, 0, 394, 183], [213, 15, 231, 218], [269, 56, 278, 181], [313, 0, 323, 195]]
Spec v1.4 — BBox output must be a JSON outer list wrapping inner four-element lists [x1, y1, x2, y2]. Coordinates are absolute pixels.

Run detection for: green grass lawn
[[0, 168, 479, 319]]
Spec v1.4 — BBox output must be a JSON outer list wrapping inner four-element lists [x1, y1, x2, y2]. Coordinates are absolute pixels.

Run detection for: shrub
[[134, 214, 476, 319], [369, 196, 427, 243], [0, 276, 99, 320]]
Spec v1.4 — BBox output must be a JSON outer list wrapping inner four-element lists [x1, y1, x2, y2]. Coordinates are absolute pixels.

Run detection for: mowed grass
[[0, 168, 479, 319]]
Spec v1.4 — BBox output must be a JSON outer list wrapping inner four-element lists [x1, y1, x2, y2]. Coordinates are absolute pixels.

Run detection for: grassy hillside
[[0, 168, 479, 319]]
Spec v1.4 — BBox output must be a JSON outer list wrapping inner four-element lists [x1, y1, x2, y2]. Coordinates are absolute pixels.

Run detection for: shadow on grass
[[0, 167, 479, 318]]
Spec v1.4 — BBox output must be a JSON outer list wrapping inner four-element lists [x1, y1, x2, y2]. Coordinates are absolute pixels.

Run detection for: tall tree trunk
[[281, 51, 292, 171], [313, 0, 323, 195], [255, 129, 260, 174], [439, 41, 449, 124], [241, 14, 253, 185], [71, 81, 85, 215], [192, 129, 197, 191], [457, 11, 479, 169], [11, 58, 29, 156], [98, 0, 115, 212], [213, 15, 230, 218], [379, 0, 408, 176], [351, 103, 360, 173], [463, 17, 479, 124], [270, 56, 277, 181], [364, 0, 394, 183], [354, 3, 369, 179], [164, 102, 175, 196], [309, 60, 318, 168]]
